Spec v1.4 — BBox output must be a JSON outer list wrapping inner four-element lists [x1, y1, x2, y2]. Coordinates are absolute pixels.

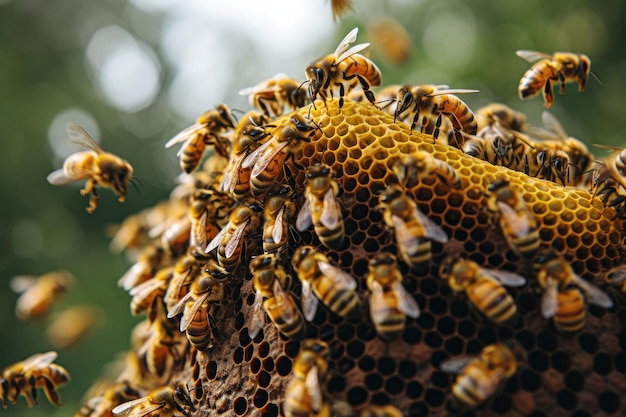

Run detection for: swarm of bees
[[24, 26, 626, 417]]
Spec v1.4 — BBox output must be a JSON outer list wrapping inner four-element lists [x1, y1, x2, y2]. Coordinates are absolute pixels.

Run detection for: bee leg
[[80, 178, 95, 196], [558, 71, 567, 94], [355, 74, 378, 109], [39, 376, 62, 407], [542, 78, 554, 108], [87, 187, 99, 214]]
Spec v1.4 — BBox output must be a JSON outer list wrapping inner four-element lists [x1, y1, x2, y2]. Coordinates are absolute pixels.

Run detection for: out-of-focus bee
[[75, 380, 140, 417], [283, 340, 330, 417], [535, 253, 613, 332], [605, 265, 626, 294], [359, 404, 403, 417], [129, 266, 173, 320], [487, 178, 540, 257], [243, 114, 320, 198], [1, 351, 70, 408], [366, 253, 420, 340], [164, 104, 235, 173], [239, 74, 309, 118], [292, 245, 360, 321], [167, 267, 229, 351], [475, 102, 527, 133], [439, 257, 526, 324], [205, 202, 263, 272], [249, 254, 305, 339], [516, 50, 594, 108], [378, 184, 448, 267], [392, 152, 462, 190], [189, 187, 233, 252], [10, 270, 75, 321], [160, 216, 192, 256], [305, 27, 382, 108], [47, 123, 134, 213], [441, 343, 517, 408], [263, 185, 298, 255], [109, 212, 149, 254], [47, 305, 103, 349], [118, 244, 167, 291], [296, 164, 345, 250], [368, 17, 412, 66], [112, 382, 195, 417], [330, 0, 353, 21]]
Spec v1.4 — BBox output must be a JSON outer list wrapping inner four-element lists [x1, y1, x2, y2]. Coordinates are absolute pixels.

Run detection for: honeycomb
[[68, 93, 626, 417]]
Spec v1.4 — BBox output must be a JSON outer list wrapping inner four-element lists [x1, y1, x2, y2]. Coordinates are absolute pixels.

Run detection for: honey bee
[[10, 270, 75, 321], [160, 216, 192, 255], [305, 27, 382, 108], [378, 184, 448, 267], [249, 254, 305, 339], [118, 244, 167, 291], [359, 404, 403, 417], [393, 84, 479, 143], [296, 164, 345, 250], [263, 185, 298, 255], [243, 114, 319, 198], [330, 0, 353, 21], [111, 382, 195, 417], [205, 202, 263, 272], [366, 253, 420, 340], [605, 265, 626, 294], [189, 188, 233, 252], [392, 152, 462, 189], [165, 104, 235, 173], [535, 253, 613, 332], [441, 343, 517, 408], [292, 245, 360, 321], [76, 381, 140, 417], [522, 143, 571, 185], [239, 74, 309, 117], [129, 266, 173, 320], [283, 340, 330, 417], [487, 178, 541, 257], [475, 102, 528, 133], [163, 250, 211, 313], [47, 123, 134, 213], [46, 305, 103, 349], [516, 50, 593, 108], [368, 17, 412, 66], [439, 257, 526, 324], [1, 351, 70, 408]]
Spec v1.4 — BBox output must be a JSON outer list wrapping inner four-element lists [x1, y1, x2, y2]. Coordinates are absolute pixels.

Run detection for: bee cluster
[[17, 26, 626, 417]]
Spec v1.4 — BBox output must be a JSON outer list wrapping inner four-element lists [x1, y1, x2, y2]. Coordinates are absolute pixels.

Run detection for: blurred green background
[[1, 0, 625, 415]]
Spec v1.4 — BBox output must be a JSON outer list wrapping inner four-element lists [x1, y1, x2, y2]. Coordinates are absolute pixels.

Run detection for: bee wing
[[191, 211, 208, 250], [118, 262, 148, 290], [571, 274, 614, 309], [301, 280, 319, 322], [296, 198, 313, 231], [248, 289, 265, 339], [220, 153, 245, 193], [251, 140, 289, 179], [112, 398, 162, 416], [392, 281, 421, 318], [205, 224, 229, 254], [242, 137, 273, 169], [541, 278, 558, 319], [317, 261, 357, 290], [478, 267, 527, 287], [180, 295, 208, 332], [440, 356, 474, 374], [427, 88, 480, 96], [516, 50, 553, 63], [320, 188, 340, 229], [336, 42, 371, 64], [164, 123, 204, 148], [412, 208, 449, 243], [67, 123, 104, 153], [128, 277, 162, 297], [9, 275, 37, 293], [238, 84, 282, 96], [392, 214, 421, 250], [21, 351, 58, 371], [496, 201, 531, 238], [46, 168, 82, 185], [541, 111, 569, 139], [166, 291, 194, 319], [272, 205, 285, 244], [224, 220, 249, 259], [334, 27, 359, 56], [305, 365, 323, 412]]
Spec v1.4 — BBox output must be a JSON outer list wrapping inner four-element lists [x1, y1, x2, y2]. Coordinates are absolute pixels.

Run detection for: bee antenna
[[590, 70, 602, 85], [377, 97, 396, 110], [130, 176, 142, 195]]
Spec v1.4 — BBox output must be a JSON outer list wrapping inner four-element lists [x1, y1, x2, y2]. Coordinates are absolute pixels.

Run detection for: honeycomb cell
[[233, 396, 248, 415], [564, 370, 584, 392], [598, 390, 620, 413], [592, 352, 613, 375], [276, 355, 292, 377], [551, 351, 572, 373], [529, 351, 550, 372], [365, 373, 383, 391], [557, 389, 577, 410], [347, 386, 370, 407]]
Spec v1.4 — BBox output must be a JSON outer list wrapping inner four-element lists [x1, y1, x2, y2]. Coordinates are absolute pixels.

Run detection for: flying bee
[[283, 340, 330, 417], [393, 84, 479, 144], [243, 114, 319, 198], [249, 254, 305, 340], [366, 253, 420, 340], [296, 164, 345, 250], [47, 123, 134, 213], [439, 257, 526, 324], [205, 202, 263, 272], [129, 266, 173, 320], [330, 0, 353, 21], [305, 27, 382, 108], [368, 17, 412, 66], [441, 343, 517, 408], [189, 187, 233, 252], [392, 152, 462, 190], [1, 351, 70, 408], [487, 178, 541, 257], [111, 382, 195, 417], [10, 270, 75, 321], [165, 104, 235, 173], [46, 305, 103, 349], [378, 184, 448, 267], [535, 253, 613, 332], [292, 245, 360, 321], [239, 74, 309, 118], [118, 244, 167, 291], [516, 50, 594, 108], [263, 185, 298, 255]]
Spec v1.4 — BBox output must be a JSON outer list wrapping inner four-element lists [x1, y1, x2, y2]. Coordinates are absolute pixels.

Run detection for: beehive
[[75, 92, 626, 417]]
